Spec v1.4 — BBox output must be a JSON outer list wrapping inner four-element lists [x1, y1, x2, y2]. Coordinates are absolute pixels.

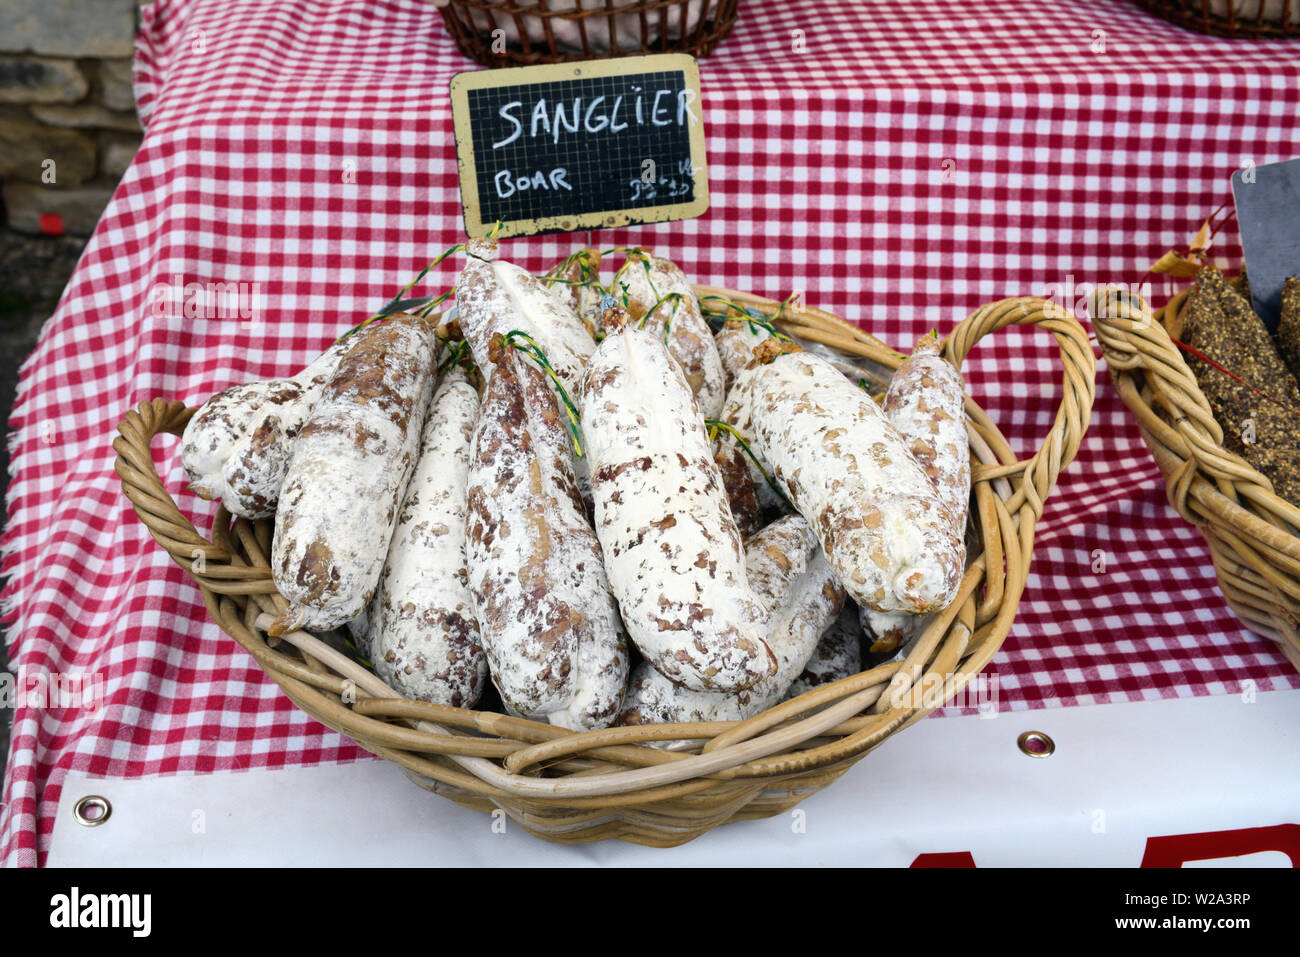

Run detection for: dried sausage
[[466, 340, 628, 729], [581, 311, 774, 693], [747, 344, 962, 614], [269, 314, 438, 635], [369, 367, 487, 708]]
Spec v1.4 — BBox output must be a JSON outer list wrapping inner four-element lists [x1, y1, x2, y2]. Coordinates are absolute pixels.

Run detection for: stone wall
[[0, 0, 144, 237]]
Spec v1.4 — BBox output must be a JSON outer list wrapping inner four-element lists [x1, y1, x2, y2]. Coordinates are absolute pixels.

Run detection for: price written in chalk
[[450, 54, 709, 239], [629, 158, 697, 202]]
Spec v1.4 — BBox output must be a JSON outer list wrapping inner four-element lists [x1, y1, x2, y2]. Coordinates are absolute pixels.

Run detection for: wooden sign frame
[[450, 54, 709, 239]]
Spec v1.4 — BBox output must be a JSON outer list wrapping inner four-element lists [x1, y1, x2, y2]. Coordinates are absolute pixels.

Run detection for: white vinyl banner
[[48, 689, 1300, 867]]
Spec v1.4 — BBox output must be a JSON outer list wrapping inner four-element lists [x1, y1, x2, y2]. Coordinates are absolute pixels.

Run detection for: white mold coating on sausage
[[545, 249, 607, 339], [182, 381, 275, 498], [786, 601, 865, 701], [715, 319, 773, 395], [882, 331, 971, 535], [748, 351, 962, 614], [466, 347, 628, 728], [219, 337, 353, 518], [859, 606, 925, 656], [455, 240, 595, 396], [581, 324, 774, 694], [614, 251, 726, 420], [369, 367, 487, 709], [717, 365, 789, 514], [270, 315, 438, 633], [456, 241, 597, 514], [618, 516, 844, 725]]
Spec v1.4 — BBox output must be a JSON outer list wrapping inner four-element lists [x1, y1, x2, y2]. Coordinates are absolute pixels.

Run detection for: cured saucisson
[[217, 338, 354, 518], [368, 365, 487, 708], [455, 239, 595, 397], [859, 330, 970, 651], [618, 515, 844, 724], [746, 342, 963, 614], [785, 601, 864, 701], [613, 250, 726, 419], [581, 309, 775, 693], [269, 313, 438, 635], [545, 248, 607, 339], [466, 338, 628, 729]]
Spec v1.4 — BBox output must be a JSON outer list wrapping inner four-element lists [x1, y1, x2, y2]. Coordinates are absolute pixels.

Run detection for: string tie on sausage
[[499, 330, 585, 457], [704, 418, 792, 508]]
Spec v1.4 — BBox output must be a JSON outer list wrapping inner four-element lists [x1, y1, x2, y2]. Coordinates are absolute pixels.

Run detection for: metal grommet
[[1017, 731, 1055, 758], [73, 795, 112, 827]]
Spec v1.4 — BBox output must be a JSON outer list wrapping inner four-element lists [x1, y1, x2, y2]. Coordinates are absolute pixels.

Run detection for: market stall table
[[4, 0, 1299, 866]]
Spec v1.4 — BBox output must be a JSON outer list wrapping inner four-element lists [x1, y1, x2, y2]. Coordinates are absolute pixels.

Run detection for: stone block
[[3, 180, 116, 235], [98, 58, 134, 111], [30, 103, 140, 132], [0, 56, 88, 104], [101, 136, 139, 178], [0, 0, 137, 58], [0, 116, 96, 185]]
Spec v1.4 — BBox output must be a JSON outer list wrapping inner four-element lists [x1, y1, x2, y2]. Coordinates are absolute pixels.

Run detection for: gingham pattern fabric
[[4, 0, 1298, 867]]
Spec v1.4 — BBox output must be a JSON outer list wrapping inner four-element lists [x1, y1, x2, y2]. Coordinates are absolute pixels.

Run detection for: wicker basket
[[433, 0, 740, 66], [114, 289, 1094, 847], [1135, 0, 1300, 37], [1091, 271, 1300, 672]]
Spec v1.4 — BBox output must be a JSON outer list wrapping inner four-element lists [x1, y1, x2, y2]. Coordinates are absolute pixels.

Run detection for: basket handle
[[113, 397, 280, 596], [1088, 285, 1299, 526], [944, 296, 1096, 525]]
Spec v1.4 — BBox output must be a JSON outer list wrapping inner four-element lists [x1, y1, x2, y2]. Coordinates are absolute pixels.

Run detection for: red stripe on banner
[[911, 851, 977, 868], [1141, 825, 1300, 868]]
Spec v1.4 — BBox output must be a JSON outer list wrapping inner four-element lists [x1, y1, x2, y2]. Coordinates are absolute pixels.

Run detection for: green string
[[416, 288, 454, 318], [542, 248, 600, 288], [501, 330, 584, 458], [541, 273, 611, 304], [609, 251, 657, 315], [639, 291, 684, 344], [697, 293, 748, 316], [698, 294, 794, 342], [334, 241, 467, 344], [773, 291, 800, 322], [331, 220, 507, 344], [436, 337, 473, 376], [615, 253, 690, 346], [704, 418, 791, 508], [342, 634, 374, 671], [636, 252, 661, 301]]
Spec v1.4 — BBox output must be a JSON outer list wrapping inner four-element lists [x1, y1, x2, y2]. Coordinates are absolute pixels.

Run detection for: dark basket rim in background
[[1135, 0, 1300, 38], [435, 0, 741, 66]]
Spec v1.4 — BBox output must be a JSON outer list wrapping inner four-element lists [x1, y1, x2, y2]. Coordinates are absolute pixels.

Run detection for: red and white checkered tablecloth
[[4, 0, 1299, 867]]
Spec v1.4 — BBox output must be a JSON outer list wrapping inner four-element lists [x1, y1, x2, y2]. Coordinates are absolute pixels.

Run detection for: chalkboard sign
[[450, 54, 708, 239], [1232, 157, 1300, 334]]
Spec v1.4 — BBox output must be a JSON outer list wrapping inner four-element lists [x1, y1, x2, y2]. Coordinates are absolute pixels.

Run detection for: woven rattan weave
[[115, 288, 1094, 846]]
